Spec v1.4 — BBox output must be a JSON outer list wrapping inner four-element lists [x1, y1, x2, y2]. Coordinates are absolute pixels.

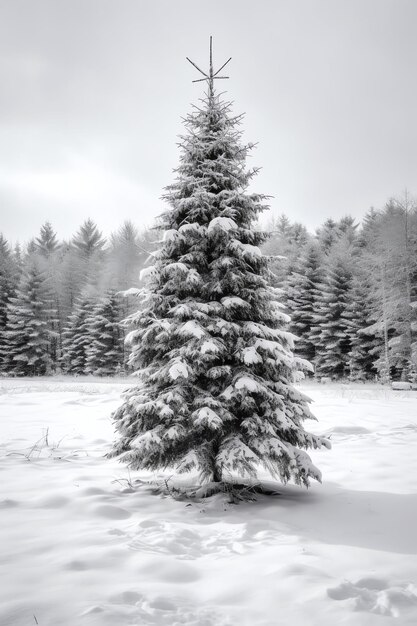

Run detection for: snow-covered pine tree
[[85, 292, 124, 376], [35, 222, 62, 364], [72, 219, 105, 259], [316, 219, 339, 253], [262, 214, 310, 290], [285, 241, 323, 365], [0, 235, 18, 372], [311, 241, 353, 379], [363, 196, 417, 381], [110, 40, 329, 491], [36, 222, 60, 258], [108, 221, 142, 292], [61, 291, 97, 375], [72, 219, 106, 293], [357, 208, 379, 250], [4, 256, 55, 376], [56, 242, 85, 322], [337, 216, 359, 246], [343, 267, 379, 380], [14, 243, 23, 274]]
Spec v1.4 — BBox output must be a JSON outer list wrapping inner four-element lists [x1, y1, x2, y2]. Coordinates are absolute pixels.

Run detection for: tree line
[[264, 192, 417, 382], [0, 194, 416, 381], [0, 219, 155, 376]]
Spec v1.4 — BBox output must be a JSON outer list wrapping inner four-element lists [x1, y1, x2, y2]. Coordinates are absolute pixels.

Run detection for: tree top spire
[[186, 36, 231, 98]]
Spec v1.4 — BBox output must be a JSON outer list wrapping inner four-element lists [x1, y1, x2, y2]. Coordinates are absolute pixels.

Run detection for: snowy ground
[[1, 378, 417, 626]]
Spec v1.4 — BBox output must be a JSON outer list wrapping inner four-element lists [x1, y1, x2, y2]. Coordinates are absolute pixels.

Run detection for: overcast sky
[[1, 0, 416, 243]]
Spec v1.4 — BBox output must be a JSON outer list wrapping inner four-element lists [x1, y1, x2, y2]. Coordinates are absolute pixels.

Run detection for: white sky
[[1, 0, 416, 243]]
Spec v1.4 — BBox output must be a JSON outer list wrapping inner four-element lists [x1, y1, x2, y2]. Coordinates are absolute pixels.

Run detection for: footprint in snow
[[128, 519, 279, 560], [84, 592, 232, 625], [327, 577, 417, 617]]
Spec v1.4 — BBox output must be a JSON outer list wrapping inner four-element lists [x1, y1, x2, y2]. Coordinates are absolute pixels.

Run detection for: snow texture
[[1, 379, 417, 626]]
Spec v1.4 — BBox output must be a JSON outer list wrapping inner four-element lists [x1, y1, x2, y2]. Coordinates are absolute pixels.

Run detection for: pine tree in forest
[[357, 208, 379, 249], [72, 219, 105, 258], [108, 221, 142, 292], [262, 214, 310, 290], [364, 197, 417, 380], [311, 243, 353, 379], [34, 222, 62, 362], [85, 292, 124, 376], [109, 40, 330, 492], [316, 219, 339, 252], [4, 257, 55, 376], [71, 219, 106, 293], [355, 208, 392, 380], [337, 216, 358, 246], [343, 268, 379, 380], [291, 222, 310, 247], [62, 292, 97, 374], [0, 235, 18, 371], [285, 241, 323, 365], [14, 243, 23, 272], [36, 222, 60, 257], [57, 242, 85, 321]]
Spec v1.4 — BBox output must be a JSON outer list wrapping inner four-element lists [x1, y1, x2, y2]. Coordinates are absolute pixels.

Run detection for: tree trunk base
[[182, 480, 281, 502], [137, 477, 281, 503]]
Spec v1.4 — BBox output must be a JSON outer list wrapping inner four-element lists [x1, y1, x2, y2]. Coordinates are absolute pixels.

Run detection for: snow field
[[0, 378, 416, 625]]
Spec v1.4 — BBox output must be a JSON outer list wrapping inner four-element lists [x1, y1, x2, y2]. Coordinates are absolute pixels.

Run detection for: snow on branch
[[221, 296, 249, 309], [179, 222, 205, 235], [193, 407, 223, 430], [139, 265, 157, 282], [168, 359, 190, 380], [201, 340, 222, 354], [178, 320, 206, 339], [241, 346, 262, 365], [235, 375, 266, 393], [208, 216, 237, 232], [131, 428, 163, 451], [176, 451, 199, 473]]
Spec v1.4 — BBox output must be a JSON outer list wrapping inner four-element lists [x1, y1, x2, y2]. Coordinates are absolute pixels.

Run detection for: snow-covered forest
[[1, 197, 416, 381]]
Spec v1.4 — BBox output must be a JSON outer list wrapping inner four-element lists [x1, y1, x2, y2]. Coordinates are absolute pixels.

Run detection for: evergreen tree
[[291, 222, 309, 247], [110, 48, 329, 490], [337, 216, 358, 246], [365, 196, 417, 380], [316, 219, 339, 252], [357, 208, 379, 249], [262, 214, 310, 289], [72, 219, 105, 258], [34, 222, 62, 363], [36, 222, 60, 257], [0, 235, 18, 371], [4, 257, 55, 376], [85, 292, 124, 376], [311, 242, 353, 378], [285, 241, 323, 365], [61, 292, 96, 374], [56, 242, 85, 321], [26, 239, 37, 256], [343, 268, 379, 380], [108, 221, 142, 292], [14, 243, 23, 273], [72, 219, 106, 294]]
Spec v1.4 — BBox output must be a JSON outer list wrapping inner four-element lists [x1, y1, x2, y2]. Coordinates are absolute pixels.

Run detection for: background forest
[[1, 191, 416, 382]]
